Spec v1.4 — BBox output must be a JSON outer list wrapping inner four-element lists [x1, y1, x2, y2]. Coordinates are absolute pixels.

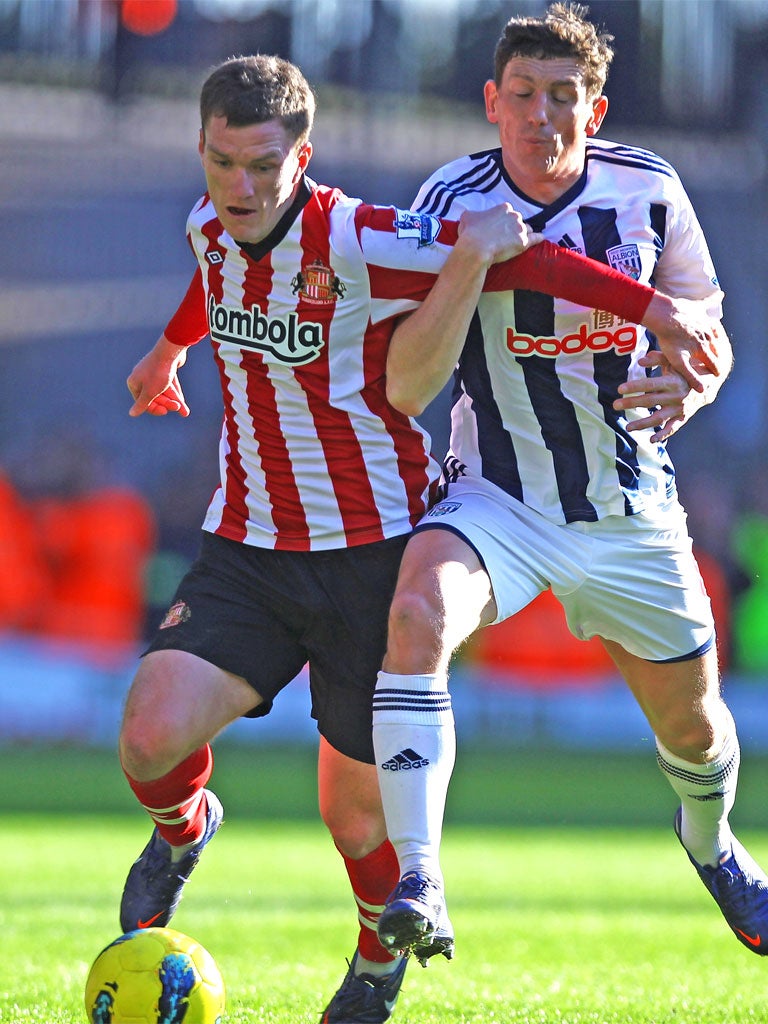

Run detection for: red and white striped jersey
[[181, 180, 448, 551], [166, 177, 657, 551]]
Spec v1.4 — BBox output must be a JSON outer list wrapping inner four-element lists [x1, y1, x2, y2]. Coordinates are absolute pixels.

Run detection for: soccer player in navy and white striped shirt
[[374, 2, 767, 971]]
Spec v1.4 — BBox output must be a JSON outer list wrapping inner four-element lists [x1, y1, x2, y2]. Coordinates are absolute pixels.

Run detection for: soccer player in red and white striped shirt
[[117, 53, 726, 1024]]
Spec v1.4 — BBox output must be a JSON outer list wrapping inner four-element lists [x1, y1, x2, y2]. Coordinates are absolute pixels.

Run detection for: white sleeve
[[653, 178, 724, 317]]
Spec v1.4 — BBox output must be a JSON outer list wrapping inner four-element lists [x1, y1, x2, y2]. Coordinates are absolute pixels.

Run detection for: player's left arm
[[386, 228, 724, 416], [632, 182, 725, 395]]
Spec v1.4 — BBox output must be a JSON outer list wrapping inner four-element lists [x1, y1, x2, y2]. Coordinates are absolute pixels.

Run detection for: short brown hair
[[200, 54, 315, 145], [494, 3, 614, 98]]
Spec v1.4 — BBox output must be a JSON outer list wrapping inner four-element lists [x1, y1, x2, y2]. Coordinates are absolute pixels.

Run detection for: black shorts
[[144, 531, 409, 764]]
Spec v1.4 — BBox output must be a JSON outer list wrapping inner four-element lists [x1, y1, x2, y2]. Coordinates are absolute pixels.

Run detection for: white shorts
[[416, 477, 714, 662]]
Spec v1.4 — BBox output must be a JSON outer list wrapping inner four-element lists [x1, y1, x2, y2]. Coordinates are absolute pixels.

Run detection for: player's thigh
[[120, 649, 260, 774], [559, 507, 714, 661], [411, 482, 557, 629], [387, 526, 496, 663], [146, 534, 312, 702], [603, 639, 725, 759]]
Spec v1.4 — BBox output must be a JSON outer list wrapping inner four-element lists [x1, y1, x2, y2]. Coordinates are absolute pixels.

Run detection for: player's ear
[[586, 95, 609, 136], [484, 79, 499, 124], [295, 140, 312, 180], [299, 142, 313, 172]]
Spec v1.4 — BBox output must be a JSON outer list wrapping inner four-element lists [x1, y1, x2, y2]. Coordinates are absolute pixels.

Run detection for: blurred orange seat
[[461, 588, 614, 689], [29, 487, 156, 647], [0, 473, 52, 631]]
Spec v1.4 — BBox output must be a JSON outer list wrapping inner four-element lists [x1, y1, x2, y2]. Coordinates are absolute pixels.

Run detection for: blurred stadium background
[[1, 0, 768, 755]]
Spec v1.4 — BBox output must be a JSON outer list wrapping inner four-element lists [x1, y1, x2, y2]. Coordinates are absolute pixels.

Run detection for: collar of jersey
[[491, 149, 590, 233], [235, 176, 313, 262]]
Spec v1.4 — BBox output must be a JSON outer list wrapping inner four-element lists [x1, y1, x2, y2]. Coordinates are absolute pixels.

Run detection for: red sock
[[339, 838, 400, 963], [124, 745, 213, 847]]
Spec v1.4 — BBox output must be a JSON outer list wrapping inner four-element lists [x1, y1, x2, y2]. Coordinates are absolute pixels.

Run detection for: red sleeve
[[163, 267, 209, 347], [484, 241, 655, 324]]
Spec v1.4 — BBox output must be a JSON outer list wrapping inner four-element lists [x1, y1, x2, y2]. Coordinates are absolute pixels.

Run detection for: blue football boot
[[120, 790, 223, 933], [320, 952, 407, 1023], [377, 871, 455, 965], [674, 806, 768, 954], [411, 903, 455, 967]]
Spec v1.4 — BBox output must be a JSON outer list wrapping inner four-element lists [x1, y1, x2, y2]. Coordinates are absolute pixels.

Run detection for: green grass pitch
[[1, 743, 767, 1022]]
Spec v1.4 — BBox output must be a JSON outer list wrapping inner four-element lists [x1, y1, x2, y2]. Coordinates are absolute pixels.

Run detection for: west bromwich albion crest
[[606, 243, 642, 280], [291, 259, 346, 305]]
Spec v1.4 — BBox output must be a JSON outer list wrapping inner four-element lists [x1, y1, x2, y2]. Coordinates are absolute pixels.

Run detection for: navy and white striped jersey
[[413, 138, 724, 524]]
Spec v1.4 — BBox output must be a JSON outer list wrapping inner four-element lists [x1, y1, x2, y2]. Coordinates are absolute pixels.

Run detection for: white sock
[[354, 954, 404, 978], [372, 671, 455, 883], [656, 716, 740, 867]]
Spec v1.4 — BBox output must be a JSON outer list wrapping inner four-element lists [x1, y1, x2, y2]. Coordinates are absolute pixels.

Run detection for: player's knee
[[322, 805, 387, 859], [387, 588, 443, 649], [119, 709, 181, 780], [658, 714, 721, 763]]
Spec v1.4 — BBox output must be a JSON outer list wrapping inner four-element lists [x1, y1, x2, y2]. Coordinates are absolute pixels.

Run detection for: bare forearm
[[151, 333, 189, 365], [640, 292, 726, 389], [696, 329, 733, 404], [386, 245, 490, 416]]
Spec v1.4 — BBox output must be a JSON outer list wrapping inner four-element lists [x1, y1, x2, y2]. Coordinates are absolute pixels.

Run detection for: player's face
[[199, 116, 312, 244], [485, 57, 608, 204]]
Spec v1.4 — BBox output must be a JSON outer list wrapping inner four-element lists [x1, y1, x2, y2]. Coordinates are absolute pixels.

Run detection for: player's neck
[[502, 150, 586, 206]]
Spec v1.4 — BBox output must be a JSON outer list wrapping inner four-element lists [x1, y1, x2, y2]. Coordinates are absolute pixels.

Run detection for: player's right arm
[[127, 268, 208, 418], [127, 335, 190, 418], [385, 205, 542, 415]]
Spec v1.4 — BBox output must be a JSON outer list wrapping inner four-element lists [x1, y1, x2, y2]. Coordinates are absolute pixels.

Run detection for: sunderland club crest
[[291, 259, 346, 305]]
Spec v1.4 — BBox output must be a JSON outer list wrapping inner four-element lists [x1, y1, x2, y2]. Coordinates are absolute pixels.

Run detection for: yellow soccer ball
[[84, 927, 225, 1023]]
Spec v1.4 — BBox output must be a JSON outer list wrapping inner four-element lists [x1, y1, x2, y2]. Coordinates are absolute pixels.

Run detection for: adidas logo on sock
[[381, 748, 430, 771]]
